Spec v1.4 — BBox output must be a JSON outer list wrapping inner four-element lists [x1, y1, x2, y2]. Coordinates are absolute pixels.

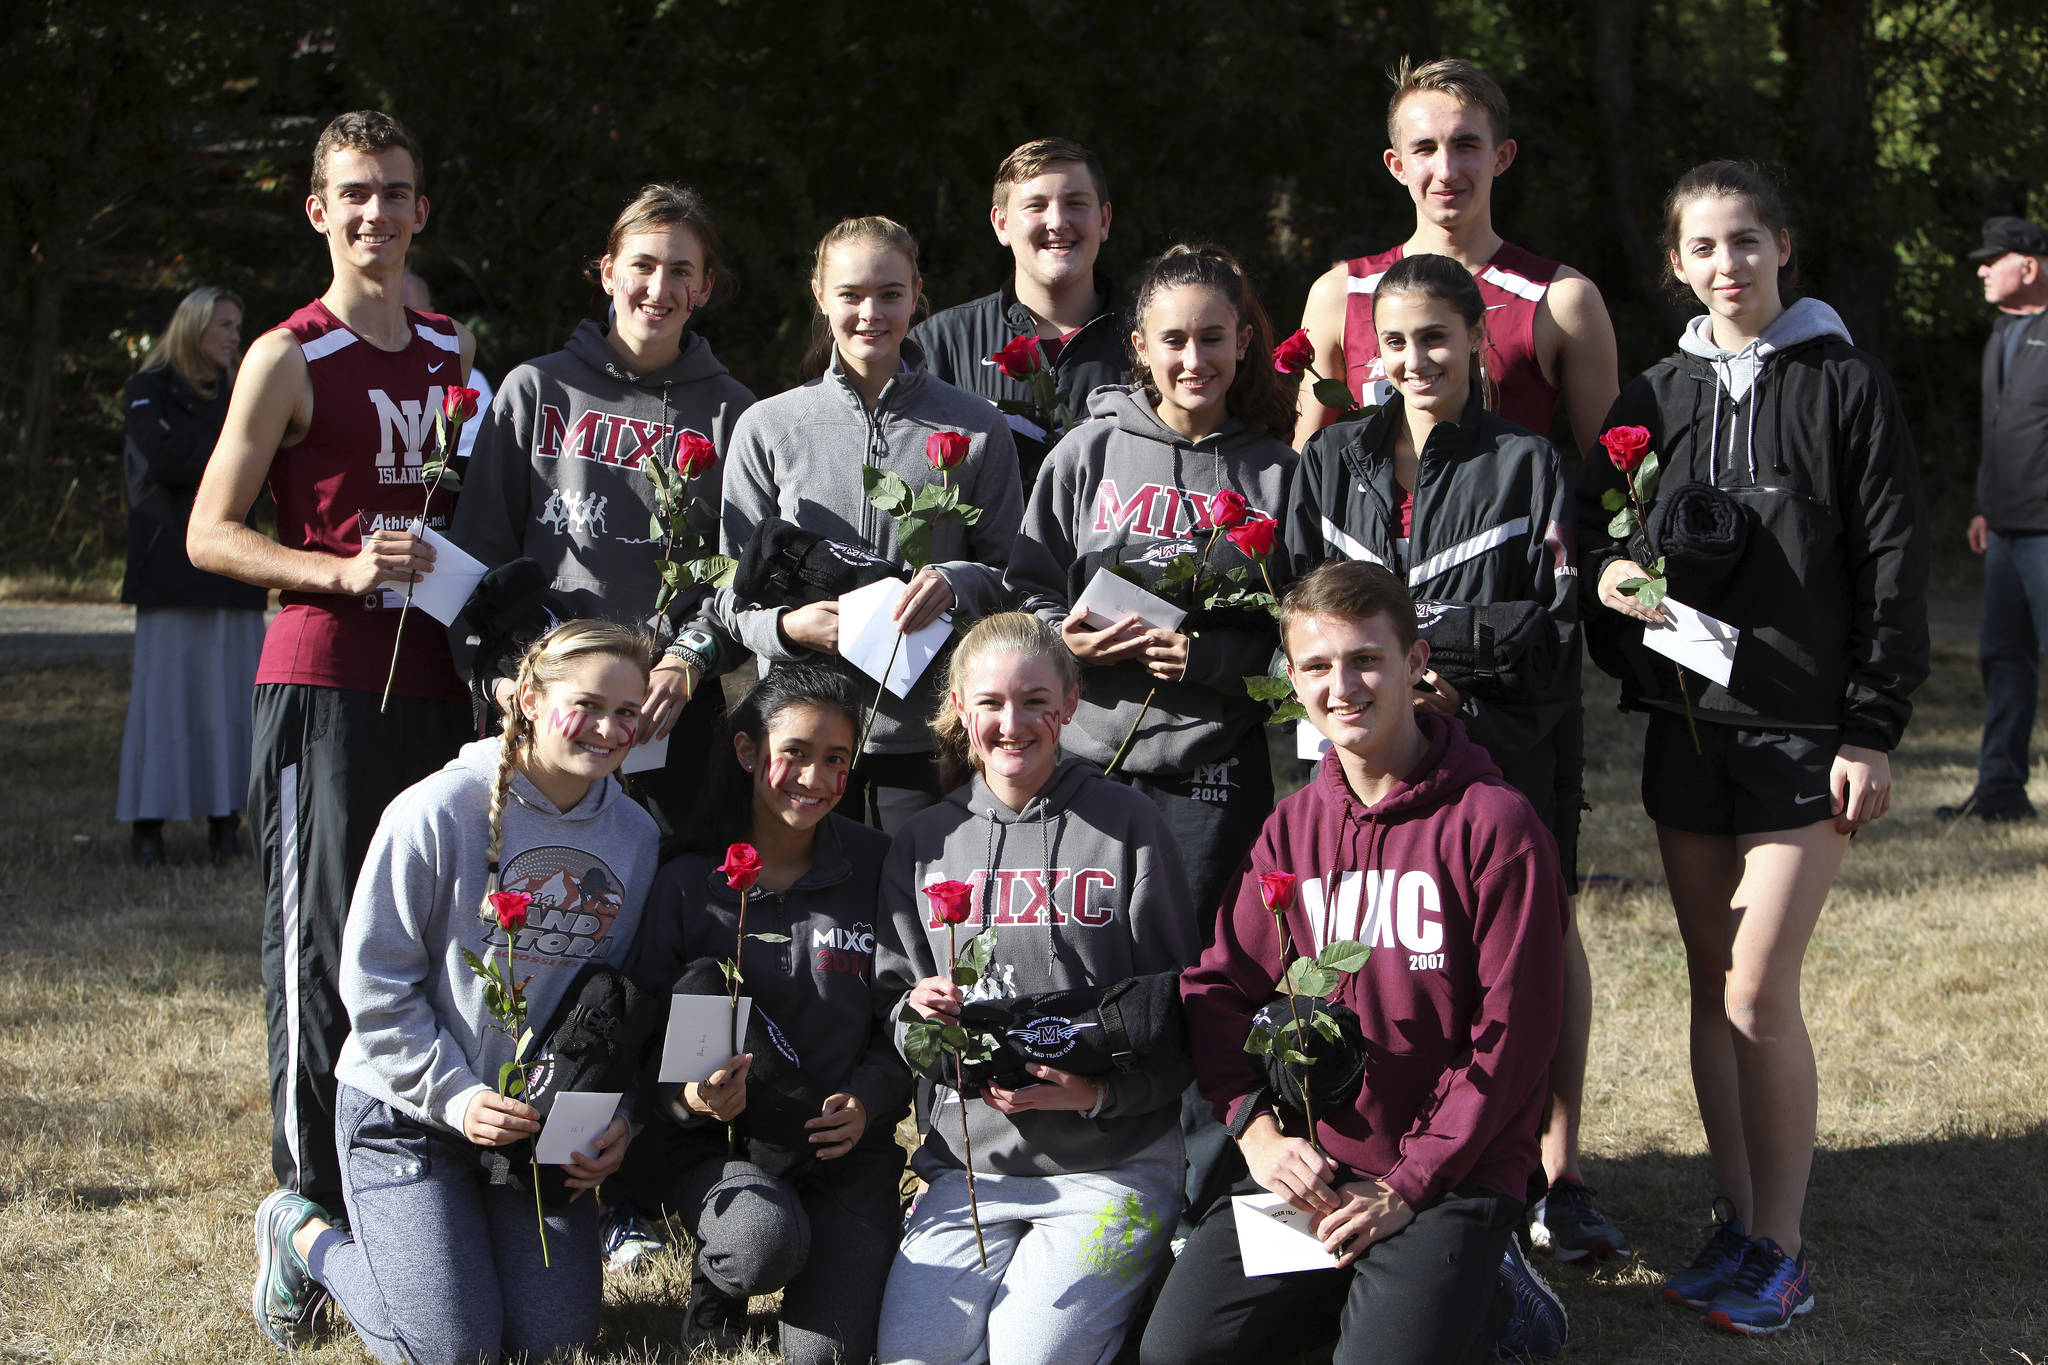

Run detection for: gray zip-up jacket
[[448, 320, 755, 677], [875, 757, 1198, 1178], [334, 738, 662, 1133], [1007, 385, 1295, 779], [714, 341, 1024, 754]]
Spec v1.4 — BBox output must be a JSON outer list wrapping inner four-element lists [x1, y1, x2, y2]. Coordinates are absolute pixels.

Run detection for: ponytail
[[1127, 243, 1295, 440]]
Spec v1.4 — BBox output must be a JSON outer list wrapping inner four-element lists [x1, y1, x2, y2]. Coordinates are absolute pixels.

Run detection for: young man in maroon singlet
[[190, 111, 476, 1219], [1290, 59, 1628, 1264]]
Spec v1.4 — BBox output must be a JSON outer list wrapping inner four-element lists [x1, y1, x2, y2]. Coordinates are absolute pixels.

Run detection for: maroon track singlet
[[1339, 242, 1563, 436], [254, 299, 467, 699]]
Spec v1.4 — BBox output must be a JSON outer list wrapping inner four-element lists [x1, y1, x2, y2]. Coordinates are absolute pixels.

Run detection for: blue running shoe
[[1531, 1178, 1632, 1262], [1661, 1197, 1750, 1309], [600, 1202, 666, 1274], [1703, 1237, 1814, 1336], [251, 1190, 331, 1347], [1493, 1233, 1570, 1358]]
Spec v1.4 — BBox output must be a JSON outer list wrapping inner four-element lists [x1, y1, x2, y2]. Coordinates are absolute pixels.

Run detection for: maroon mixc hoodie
[[1182, 711, 1567, 1211]]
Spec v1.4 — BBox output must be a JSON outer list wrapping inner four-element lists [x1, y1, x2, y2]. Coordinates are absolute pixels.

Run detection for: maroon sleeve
[[1380, 838, 1567, 1211], [1179, 836, 1289, 1131]]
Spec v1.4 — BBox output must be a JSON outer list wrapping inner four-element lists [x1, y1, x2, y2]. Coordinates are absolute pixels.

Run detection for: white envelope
[[1075, 567, 1187, 633], [1640, 595, 1740, 688], [533, 1090, 621, 1165], [659, 994, 752, 1084], [1232, 1192, 1342, 1276], [838, 577, 951, 700], [376, 521, 489, 626], [620, 734, 669, 775], [1296, 719, 1333, 763]]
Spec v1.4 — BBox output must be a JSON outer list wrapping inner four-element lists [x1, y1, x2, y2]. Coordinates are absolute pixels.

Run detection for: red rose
[[1208, 489, 1249, 529], [1271, 329, 1316, 376], [989, 334, 1044, 380], [1258, 872, 1297, 914], [718, 842, 763, 893], [1227, 515, 1279, 561], [488, 890, 532, 933], [923, 879, 974, 927], [1599, 425, 1652, 475], [442, 385, 482, 424], [926, 430, 972, 472], [676, 431, 718, 478]]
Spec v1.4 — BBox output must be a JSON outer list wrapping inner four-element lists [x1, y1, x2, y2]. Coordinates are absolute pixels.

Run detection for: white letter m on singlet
[[370, 387, 443, 468]]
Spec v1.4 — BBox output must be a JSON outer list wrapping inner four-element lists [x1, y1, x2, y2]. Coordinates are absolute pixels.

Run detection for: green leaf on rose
[[1311, 376, 1356, 412], [896, 520, 933, 574], [952, 963, 980, 988], [1616, 577, 1649, 595], [1638, 577, 1669, 609], [1607, 508, 1638, 540], [1287, 959, 1337, 998], [902, 1018, 944, 1072], [1245, 673, 1294, 702], [959, 928, 998, 978], [941, 1024, 968, 1048], [749, 932, 790, 944], [1281, 1048, 1313, 1066], [1311, 1012, 1343, 1044], [1633, 451, 1662, 501], [1317, 940, 1371, 973], [1600, 487, 1625, 512], [1265, 700, 1308, 725]]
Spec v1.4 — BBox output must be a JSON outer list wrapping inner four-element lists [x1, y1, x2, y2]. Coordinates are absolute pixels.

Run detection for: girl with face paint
[[611, 666, 912, 1363], [871, 613, 1202, 1365], [447, 182, 756, 853], [257, 620, 662, 1362]]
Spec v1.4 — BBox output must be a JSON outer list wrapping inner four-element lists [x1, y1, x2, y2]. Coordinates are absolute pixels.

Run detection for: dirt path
[[0, 602, 138, 668]]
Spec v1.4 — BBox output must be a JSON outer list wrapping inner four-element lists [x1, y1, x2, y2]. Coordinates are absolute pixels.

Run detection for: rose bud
[[718, 842, 764, 892], [443, 385, 482, 424], [1227, 515, 1280, 561], [1208, 489, 1249, 529], [926, 430, 972, 471], [1258, 872, 1298, 914], [1271, 329, 1316, 375], [1599, 425, 1653, 475], [989, 334, 1044, 380], [676, 431, 718, 478], [923, 879, 975, 927], [487, 890, 532, 932]]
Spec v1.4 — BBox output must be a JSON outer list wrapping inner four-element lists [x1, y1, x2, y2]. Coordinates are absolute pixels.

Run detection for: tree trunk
[[1773, 0, 1891, 349], [15, 246, 61, 483]]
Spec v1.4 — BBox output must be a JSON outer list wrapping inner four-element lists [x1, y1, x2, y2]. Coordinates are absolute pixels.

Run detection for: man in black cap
[[1942, 216, 2048, 821]]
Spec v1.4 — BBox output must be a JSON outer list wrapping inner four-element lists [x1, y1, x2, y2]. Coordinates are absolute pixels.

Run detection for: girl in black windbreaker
[[1284, 255, 1622, 1267], [1578, 162, 1928, 1337]]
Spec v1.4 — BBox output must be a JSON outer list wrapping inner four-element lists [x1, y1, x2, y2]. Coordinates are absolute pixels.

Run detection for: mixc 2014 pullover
[[715, 343, 1024, 754], [1181, 713, 1567, 1211], [334, 738, 661, 1133], [875, 758, 1199, 1179], [1007, 386, 1296, 779]]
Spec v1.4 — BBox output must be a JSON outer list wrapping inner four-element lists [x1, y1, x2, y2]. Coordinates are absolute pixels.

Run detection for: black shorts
[[1641, 709, 1838, 836]]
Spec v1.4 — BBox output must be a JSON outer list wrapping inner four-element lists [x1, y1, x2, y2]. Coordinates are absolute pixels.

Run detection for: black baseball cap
[[1969, 216, 2048, 261]]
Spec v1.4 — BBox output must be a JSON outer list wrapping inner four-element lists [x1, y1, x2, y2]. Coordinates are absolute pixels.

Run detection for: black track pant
[[1140, 1178, 1520, 1365], [252, 682, 471, 1206]]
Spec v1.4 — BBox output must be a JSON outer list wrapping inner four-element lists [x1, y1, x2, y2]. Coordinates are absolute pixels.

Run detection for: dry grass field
[[1, 635, 2044, 1364]]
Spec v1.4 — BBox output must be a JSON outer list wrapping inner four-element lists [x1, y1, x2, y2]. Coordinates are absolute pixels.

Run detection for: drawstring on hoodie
[[978, 791, 1065, 978]]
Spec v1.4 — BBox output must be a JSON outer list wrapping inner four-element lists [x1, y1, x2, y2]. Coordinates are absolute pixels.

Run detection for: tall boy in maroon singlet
[[190, 111, 475, 1211], [1289, 59, 1628, 1262]]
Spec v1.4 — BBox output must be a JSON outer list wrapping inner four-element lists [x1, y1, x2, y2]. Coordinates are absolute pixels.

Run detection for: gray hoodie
[[713, 342, 1025, 754], [334, 738, 662, 1133], [875, 757, 1198, 1178], [1677, 297, 1853, 482], [448, 320, 755, 664], [1007, 385, 1295, 778]]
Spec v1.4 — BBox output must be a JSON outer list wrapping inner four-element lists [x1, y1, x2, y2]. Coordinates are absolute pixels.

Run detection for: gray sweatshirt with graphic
[[448, 320, 754, 674], [1007, 386, 1296, 779], [713, 343, 1025, 754], [334, 738, 662, 1133], [875, 757, 1198, 1178]]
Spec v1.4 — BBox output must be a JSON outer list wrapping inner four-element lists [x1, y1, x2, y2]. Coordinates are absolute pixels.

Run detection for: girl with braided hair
[[247, 620, 663, 1363]]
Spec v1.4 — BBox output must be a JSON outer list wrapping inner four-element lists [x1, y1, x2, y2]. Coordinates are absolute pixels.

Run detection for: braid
[[479, 652, 534, 920]]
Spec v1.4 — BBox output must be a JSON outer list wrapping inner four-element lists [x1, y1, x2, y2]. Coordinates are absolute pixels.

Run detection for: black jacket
[[912, 273, 1128, 484], [119, 366, 266, 610], [1579, 323, 1928, 751], [1285, 392, 1581, 783], [1976, 310, 2048, 533]]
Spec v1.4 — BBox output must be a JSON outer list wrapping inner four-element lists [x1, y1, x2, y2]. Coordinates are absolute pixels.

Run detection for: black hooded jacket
[[1577, 302, 1928, 751], [1284, 391, 1581, 787]]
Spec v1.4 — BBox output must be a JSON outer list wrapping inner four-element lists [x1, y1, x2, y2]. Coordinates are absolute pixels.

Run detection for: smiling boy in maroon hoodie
[[1141, 561, 1569, 1365]]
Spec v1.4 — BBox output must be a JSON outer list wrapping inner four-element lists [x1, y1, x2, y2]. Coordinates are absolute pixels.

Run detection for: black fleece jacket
[[1578, 324, 1928, 751]]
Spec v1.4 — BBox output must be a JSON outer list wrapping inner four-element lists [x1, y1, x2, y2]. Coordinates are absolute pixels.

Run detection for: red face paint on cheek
[[766, 756, 796, 794], [833, 770, 848, 797], [614, 720, 638, 749], [549, 707, 588, 742]]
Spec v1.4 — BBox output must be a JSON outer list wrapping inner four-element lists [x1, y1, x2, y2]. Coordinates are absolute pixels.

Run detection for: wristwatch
[[663, 626, 717, 675]]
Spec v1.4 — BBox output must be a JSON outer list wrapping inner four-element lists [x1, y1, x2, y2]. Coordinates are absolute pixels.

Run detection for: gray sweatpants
[[679, 1143, 905, 1365], [876, 1129, 1183, 1365], [308, 1084, 601, 1365]]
